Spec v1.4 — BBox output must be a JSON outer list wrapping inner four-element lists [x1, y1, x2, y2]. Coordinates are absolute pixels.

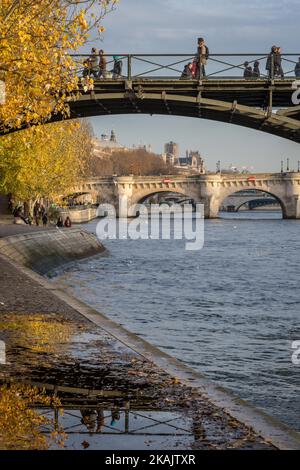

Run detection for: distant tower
[[110, 130, 116, 143], [164, 141, 179, 164]]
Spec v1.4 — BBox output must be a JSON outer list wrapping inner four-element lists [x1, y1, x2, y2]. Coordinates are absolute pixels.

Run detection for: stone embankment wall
[[0, 228, 105, 275], [59, 208, 98, 224]]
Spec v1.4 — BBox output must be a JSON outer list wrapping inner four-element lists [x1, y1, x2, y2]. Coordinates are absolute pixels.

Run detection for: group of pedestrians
[[11, 200, 72, 228], [82, 48, 123, 79], [83, 40, 300, 82], [243, 61, 261, 78]]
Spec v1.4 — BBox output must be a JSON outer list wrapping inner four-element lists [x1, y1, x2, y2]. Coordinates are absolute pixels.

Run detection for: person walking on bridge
[[112, 56, 123, 79], [266, 45, 277, 78], [295, 57, 300, 77], [196, 37, 209, 79], [99, 49, 107, 78], [253, 61, 260, 78], [243, 61, 253, 78], [275, 47, 284, 78]]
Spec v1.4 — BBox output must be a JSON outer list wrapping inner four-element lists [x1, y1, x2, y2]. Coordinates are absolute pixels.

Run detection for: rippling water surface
[[54, 211, 300, 430]]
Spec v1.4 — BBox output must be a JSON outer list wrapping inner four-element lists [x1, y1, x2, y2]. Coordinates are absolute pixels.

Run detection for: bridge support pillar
[[284, 195, 300, 219], [203, 196, 220, 218]]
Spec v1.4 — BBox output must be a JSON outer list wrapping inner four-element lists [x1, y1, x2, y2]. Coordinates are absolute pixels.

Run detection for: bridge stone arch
[[211, 182, 292, 219]]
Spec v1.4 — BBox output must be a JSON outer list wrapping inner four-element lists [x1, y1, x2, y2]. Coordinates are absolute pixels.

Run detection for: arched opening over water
[[139, 191, 195, 207], [218, 189, 284, 219]]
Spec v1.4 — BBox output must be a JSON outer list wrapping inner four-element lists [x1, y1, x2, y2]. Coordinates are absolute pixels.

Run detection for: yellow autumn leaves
[[0, 120, 94, 204], [0, 1, 118, 132]]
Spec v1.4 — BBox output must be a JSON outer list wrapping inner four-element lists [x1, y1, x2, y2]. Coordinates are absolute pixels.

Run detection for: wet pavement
[[0, 256, 275, 450], [0, 220, 57, 238]]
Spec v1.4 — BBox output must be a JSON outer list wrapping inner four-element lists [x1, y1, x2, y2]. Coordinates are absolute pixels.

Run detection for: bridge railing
[[70, 53, 300, 81]]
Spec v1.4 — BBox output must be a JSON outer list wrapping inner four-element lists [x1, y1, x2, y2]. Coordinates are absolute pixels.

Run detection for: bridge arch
[[70, 90, 300, 144], [218, 188, 287, 218]]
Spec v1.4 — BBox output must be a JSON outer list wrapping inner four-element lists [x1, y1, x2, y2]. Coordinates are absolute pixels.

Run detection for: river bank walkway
[[0, 253, 277, 450], [0, 223, 300, 450]]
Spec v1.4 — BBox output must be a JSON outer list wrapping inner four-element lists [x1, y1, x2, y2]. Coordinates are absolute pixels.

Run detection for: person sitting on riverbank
[[64, 216, 72, 228], [56, 216, 64, 228]]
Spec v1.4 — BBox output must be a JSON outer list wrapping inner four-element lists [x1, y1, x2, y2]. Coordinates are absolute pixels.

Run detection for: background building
[[164, 141, 180, 165]]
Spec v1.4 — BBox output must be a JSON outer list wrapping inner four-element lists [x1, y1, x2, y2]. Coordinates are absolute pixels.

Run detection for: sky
[[85, 0, 300, 172]]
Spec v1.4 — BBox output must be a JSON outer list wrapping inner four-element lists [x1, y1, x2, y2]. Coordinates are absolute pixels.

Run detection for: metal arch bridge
[[64, 53, 300, 143], [2, 53, 300, 141], [236, 198, 280, 211]]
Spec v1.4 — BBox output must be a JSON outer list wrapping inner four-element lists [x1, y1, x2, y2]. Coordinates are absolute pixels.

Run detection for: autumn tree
[[0, 119, 94, 208], [88, 148, 178, 176], [0, 0, 118, 132]]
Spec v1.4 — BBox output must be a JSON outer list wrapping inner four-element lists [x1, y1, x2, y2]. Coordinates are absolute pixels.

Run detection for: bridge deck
[[80, 78, 296, 108], [68, 78, 300, 143]]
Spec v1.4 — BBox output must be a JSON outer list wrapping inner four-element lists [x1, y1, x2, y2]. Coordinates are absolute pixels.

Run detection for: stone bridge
[[72, 172, 300, 219]]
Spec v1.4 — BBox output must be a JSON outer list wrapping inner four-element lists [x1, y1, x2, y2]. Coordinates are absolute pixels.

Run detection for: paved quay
[[0, 220, 56, 238], [0, 223, 300, 450], [0, 253, 278, 450]]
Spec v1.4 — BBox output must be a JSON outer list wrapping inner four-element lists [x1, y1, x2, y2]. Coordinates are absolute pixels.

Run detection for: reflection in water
[[0, 306, 274, 449]]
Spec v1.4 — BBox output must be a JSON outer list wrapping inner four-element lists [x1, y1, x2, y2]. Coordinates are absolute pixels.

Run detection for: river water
[[54, 211, 300, 431]]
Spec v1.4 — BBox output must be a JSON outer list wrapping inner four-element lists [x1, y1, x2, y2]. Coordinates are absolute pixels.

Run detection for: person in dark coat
[[181, 62, 194, 79], [295, 58, 300, 78], [56, 216, 64, 228], [253, 61, 260, 78], [64, 216, 72, 228], [243, 61, 253, 78], [266, 45, 277, 78], [42, 213, 48, 227], [112, 56, 122, 78]]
